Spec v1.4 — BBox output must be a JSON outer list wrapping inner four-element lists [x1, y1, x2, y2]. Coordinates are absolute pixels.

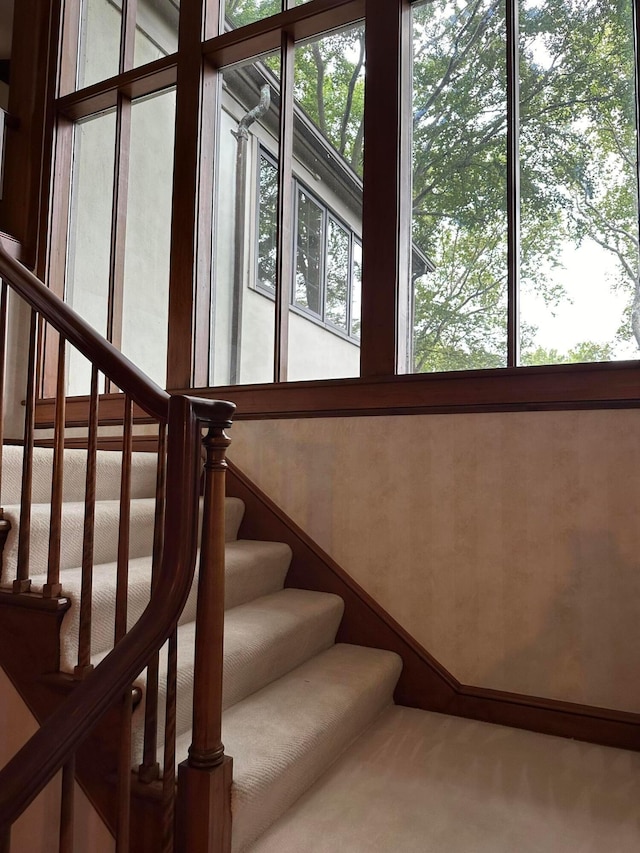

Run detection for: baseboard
[[226, 459, 640, 752]]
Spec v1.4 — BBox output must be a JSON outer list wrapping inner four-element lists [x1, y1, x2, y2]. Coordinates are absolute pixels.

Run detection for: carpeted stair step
[[125, 587, 345, 763], [172, 642, 402, 853], [1, 495, 246, 587], [1, 445, 159, 504], [54, 537, 292, 673]]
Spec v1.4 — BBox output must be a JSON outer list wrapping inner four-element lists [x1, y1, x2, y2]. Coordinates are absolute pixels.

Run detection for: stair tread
[[117, 588, 345, 760], [1, 495, 246, 587], [21, 536, 288, 672], [174, 643, 402, 852]]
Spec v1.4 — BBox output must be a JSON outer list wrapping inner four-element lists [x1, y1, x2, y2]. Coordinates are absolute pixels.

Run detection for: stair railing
[[0, 245, 234, 853]]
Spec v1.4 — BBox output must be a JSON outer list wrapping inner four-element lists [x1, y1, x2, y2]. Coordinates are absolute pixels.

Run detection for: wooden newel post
[[175, 422, 233, 853]]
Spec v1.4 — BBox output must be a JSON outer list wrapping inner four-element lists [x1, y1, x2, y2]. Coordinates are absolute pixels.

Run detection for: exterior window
[[295, 188, 323, 315], [325, 217, 349, 331], [256, 162, 362, 343], [257, 152, 278, 293]]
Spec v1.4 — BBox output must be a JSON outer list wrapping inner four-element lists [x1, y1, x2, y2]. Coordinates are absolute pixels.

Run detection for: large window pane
[[65, 110, 117, 395], [211, 56, 280, 386], [224, 0, 280, 32], [287, 25, 364, 382], [134, 0, 179, 69], [78, 0, 121, 89], [410, 0, 508, 373], [77, 0, 179, 90], [121, 88, 176, 387], [295, 188, 323, 316], [518, 0, 639, 365]]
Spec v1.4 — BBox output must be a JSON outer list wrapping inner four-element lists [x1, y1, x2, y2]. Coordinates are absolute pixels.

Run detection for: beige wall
[[0, 667, 114, 852], [230, 409, 640, 713]]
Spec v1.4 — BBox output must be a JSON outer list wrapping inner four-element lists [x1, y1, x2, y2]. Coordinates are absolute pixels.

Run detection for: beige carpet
[[248, 705, 640, 852]]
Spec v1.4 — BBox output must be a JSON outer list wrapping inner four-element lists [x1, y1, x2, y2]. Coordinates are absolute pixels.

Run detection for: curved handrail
[[0, 246, 171, 421], [0, 251, 236, 828]]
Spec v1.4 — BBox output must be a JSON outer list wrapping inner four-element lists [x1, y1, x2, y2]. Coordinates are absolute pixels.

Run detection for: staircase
[[0, 443, 401, 851]]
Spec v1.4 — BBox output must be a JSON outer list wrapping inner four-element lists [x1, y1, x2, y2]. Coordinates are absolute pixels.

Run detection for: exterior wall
[[0, 667, 114, 852], [212, 89, 361, 386], [230, 408, 640, 713]]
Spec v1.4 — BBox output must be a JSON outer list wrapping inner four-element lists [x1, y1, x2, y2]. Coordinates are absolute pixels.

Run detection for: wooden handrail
[[0, 251, 236, 833], [0, 246, 170, 421]]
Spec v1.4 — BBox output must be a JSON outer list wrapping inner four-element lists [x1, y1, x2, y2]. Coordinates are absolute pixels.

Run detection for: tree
[[228, 0, 639, 371]]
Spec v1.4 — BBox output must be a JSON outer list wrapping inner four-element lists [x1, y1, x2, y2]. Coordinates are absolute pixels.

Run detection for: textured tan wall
[[230, 410, 640, 712], [0, 667, 114, 852]]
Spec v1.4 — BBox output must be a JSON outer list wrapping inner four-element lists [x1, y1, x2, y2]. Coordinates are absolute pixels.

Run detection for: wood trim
[[34, 393, 156, 428], [0, 233, 24, 262], [360, 0, 410, 377], [202, 0, 365, 69], [55, 56, 178, 122], [177, 359, 640, 418], [0, 0, 56, 266], [33, 435, 159, 453], [166, 0, 209, 389], [226, 459, 640, 751]]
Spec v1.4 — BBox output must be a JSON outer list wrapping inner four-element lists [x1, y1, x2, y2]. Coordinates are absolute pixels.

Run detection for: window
[[36, 0, 640, 410], [256, 160, 362, 344], [409, 0, 640, 373]]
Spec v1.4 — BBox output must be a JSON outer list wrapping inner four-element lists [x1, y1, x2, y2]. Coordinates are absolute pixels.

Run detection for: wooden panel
[[226, 460, 640, 751], [0, 0, 57, 264]]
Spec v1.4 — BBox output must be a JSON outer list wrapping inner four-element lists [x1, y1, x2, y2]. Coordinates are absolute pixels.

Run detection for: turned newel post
[[189, 424, 231, 769], [176, 419, 233, 853]]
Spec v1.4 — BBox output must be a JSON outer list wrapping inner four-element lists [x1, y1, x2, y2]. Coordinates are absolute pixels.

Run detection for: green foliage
[[232, 0, 639, 370], [521, 340, 615, 365]]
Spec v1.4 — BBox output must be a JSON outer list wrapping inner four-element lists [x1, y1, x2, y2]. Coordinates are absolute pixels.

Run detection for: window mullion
[[274, 30, 294, 382], [120, 0, 138, 73], [506, 0, 521, 366], [360, 0, 411, 377], [106, 93, 132, 393]]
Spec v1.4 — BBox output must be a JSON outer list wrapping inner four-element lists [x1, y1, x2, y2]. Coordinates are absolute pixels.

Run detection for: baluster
[[115, 394, 133, 643], [161, 628, 178, 853], [44, 333, 66, 598], [58, 756, 75, 853], [0, 282, 10, 554], [176, 422, 233, 853], [75, 365, 99, 678], [14, 309, 37, 593], [114, 395, 133, 852], [139, 423, 167, 784], [116, 690, 132, 853]]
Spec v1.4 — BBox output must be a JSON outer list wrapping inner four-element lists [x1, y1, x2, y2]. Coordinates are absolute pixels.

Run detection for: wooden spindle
[[187, 424, 231, 769], [0, 282, 10, 555], [58, 756, 75, 853], [116, 690, 132, 853], [14, 309, 37, 594], [115, 395, 133, 644], [75, 365, 99, 678], [44, 333, 66, 598], [139, 424, 167, 783], [161, 628, 178, 853]]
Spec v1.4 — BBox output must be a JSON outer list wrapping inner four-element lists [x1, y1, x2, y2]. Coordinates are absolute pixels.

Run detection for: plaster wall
[[230, 409, 640, 713], [0, 667, 114, 853]]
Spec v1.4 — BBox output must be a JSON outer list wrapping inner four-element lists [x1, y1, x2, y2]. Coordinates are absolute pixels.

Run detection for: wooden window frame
[[20, 0, 640, 423]]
